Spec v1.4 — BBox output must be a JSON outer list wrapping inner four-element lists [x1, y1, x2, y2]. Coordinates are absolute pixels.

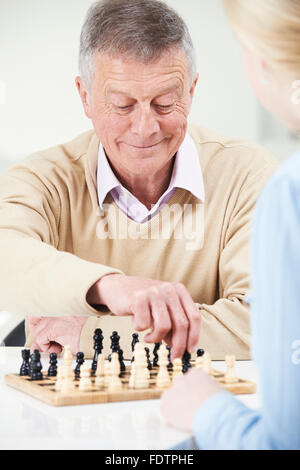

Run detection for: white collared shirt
[[97, 133, 205, 223]]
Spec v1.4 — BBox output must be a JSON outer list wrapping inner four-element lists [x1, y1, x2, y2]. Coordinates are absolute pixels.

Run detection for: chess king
[[0, 0, 276, 360]]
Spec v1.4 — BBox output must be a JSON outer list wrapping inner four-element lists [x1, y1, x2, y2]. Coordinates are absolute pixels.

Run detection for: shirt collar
[[167, 132, 205, 202], [97, 132, 205, 210]]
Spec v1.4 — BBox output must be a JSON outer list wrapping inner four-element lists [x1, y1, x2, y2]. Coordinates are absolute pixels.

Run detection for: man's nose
[[130, 105, 160, 137]]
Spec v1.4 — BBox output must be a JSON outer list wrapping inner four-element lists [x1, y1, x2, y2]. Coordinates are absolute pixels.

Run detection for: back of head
[[79, 0, 196, 87], [223, 0, 300, 77]]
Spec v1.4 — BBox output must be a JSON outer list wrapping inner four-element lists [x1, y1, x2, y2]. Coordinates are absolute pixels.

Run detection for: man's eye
[[117, 105, 132, 110], [156, 104, 174, 112]]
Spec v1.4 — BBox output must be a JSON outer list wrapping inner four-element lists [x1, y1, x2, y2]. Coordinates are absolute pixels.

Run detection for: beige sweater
[[0, 125, 277, 359]]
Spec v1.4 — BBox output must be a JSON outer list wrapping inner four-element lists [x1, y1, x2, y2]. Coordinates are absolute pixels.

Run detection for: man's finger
[[164, 288, 189, 359], [131, 292, 152, 331], [144, 292, 171, 343], [175, 283, 202, 352]]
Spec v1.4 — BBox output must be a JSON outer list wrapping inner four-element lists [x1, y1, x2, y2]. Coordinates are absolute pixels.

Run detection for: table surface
[[0, 347, 261, 450]]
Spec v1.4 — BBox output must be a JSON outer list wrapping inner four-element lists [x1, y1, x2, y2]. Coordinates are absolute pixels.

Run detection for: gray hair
[[79, 0, 197, 89]]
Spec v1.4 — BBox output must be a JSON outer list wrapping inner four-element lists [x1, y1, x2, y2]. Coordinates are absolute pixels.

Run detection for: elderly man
[[0, 0, 275, 360]]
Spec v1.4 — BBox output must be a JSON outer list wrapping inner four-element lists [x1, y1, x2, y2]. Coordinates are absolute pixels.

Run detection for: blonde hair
[[223, 0, 300, 76]]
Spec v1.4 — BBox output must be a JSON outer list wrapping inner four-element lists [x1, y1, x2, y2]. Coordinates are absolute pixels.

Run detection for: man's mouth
[[121, 139, 165, 150]]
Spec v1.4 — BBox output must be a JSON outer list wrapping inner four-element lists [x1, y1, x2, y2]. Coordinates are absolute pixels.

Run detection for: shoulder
[[188, 124, 278, 183], [3, 130, 96, 183], [265, 150, 300, 189], [256, 150, 300, 215]]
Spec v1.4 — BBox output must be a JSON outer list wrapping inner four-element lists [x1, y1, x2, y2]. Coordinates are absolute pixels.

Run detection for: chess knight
[[0, 0, 276, 360]]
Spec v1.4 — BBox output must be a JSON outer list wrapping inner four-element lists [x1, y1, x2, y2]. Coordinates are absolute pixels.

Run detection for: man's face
[[76, 49, 198, 178]]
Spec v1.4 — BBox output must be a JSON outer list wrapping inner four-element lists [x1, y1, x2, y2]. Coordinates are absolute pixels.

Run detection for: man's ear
[[187, 73, 199, 112], [190, 73, 199, 100], [75, 76, 92, 119]]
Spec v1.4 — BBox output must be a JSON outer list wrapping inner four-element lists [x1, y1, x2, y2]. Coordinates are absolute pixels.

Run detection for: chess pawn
[[95, 353, 105, 388], [79, 363, 92, 391], [225, 355, 239, 384], [134, 343, 149, 389], [195, 355, 204, 370], [131, 333, 139, 353], [60, 344, 75, 392], [104, 360, 112, 387], [48, 353, 58, 377], [31, 349, 43, 381], [61, 364, 75, 393], [20, 349, 31, 376], [108, 353, 122, 392], [172, 358, 183, 380], [156, 344, 171, 388], [202, 352, 213, 376], [129, 361, 136, 389], [55, 365, 64, 391]]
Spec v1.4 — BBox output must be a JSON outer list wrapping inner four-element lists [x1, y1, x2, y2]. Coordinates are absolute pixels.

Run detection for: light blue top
[[193, 151, 300, 450]]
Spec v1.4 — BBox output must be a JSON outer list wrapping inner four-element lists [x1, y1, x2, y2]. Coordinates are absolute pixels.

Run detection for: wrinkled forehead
[[91, 48, 190, 92]]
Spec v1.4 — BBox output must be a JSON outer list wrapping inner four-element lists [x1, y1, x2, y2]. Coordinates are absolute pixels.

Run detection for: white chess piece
[[133, 343, 149, 389], [55, 365, 64, 391], [104, 360, 112, 387], [129, 361, 136, 389], [195, 355, 204, 370], [156, 344, 171, 388], [108, 353, 122, 392], [79, 363, 92, 391], [95, 353, 105, 388], [202, 352, 213, 375], [172, 358, 183, 380], [225, 355, 239, 383], [61, 345, 75, 393]]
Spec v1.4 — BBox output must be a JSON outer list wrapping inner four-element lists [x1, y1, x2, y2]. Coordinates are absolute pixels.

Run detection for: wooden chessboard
[[4, 363, 256, 407]]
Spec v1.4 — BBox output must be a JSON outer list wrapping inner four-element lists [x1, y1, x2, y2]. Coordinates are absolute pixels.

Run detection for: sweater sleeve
[[0, 164, 123, 317], [199, 160, 277, 359]]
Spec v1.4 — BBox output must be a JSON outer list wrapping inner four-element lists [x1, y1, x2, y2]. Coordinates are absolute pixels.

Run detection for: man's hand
[[87, 274, 201, 359], [27, 316, 88, 355], [161, 369, 223, 433]]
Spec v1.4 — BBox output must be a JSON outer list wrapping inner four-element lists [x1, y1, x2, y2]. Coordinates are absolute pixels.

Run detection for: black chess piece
[[111, 331, 121, 353], [152, 342, 161, 367], [145, 347, 152, 371], [30, 349, 43, 381], [197, 349, 205, 358], [20, 349, 31, 376], [131, 333, 139, 351], [166, 346, 173, 371], [74, 352, 85, 378], [131, 333, 139, 362], [182, 350, 191, 374], [118, 348, 126, 374], [92, 328, 103, 372], [48, 353, 58, 377]]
